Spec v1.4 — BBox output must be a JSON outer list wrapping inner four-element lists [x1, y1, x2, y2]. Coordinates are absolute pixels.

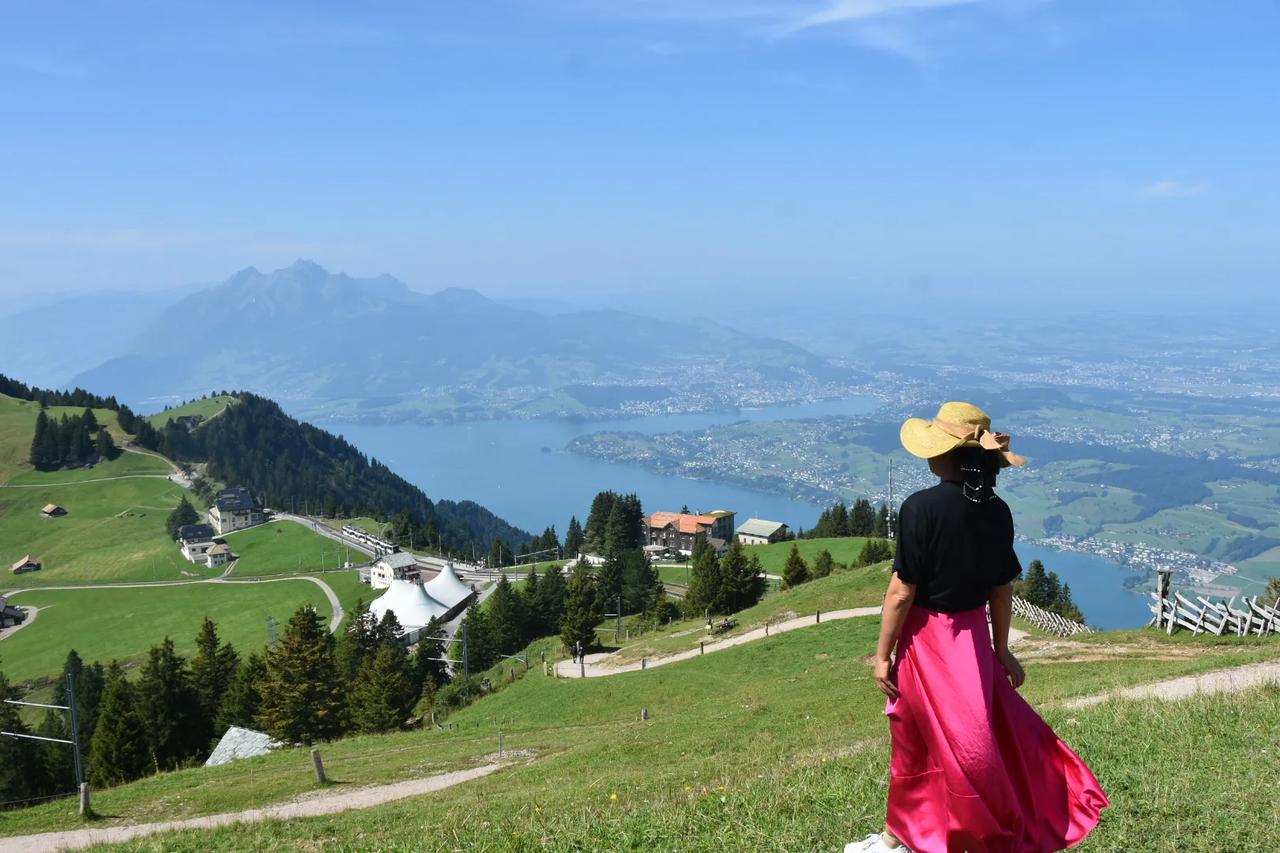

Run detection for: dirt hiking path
[[0, 764, 505, 853], [1063, 660, 1280, 709]]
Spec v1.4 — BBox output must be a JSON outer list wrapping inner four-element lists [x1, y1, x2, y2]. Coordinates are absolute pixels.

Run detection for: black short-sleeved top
[[892, 480, 1022, 613]]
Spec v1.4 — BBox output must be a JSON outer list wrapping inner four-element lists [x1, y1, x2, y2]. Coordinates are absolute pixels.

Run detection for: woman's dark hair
[[953, 445, 1001, 502]]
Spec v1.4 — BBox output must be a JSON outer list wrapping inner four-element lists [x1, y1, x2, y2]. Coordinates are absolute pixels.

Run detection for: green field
[[0, 395, 133, 484], [223, 521, 363, 577], [743, 537, 883, 573], [2, 607, 1277, 850], [145, 395, 238, 428], [0, 475, 210, 586], [0, 579, 337, 685]]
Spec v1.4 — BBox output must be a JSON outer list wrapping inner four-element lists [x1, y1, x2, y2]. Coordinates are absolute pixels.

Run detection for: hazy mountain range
[[28, 261, 850, 421]]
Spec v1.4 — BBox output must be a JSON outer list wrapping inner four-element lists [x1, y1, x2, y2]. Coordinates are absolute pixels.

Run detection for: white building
[[369, 551, 420, 589], [735, 518, 790, 546], [209, 488, 265, 535], [369, 562, 477, 642]]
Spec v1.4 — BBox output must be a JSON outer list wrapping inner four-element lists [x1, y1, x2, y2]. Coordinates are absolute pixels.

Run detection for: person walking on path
[[846, 402, 1108, 853]]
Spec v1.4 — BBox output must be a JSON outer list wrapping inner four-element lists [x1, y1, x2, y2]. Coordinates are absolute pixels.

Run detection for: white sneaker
[[843, 834, 912, 853]]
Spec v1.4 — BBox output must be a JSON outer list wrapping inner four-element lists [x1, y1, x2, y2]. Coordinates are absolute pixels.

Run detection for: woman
[[846, 402, 1108, 853]]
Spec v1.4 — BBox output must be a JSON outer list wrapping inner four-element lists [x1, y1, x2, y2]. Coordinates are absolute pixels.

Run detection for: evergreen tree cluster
[[683, 537, 767, 617], [806, 499, 894, 539], [465, 567, 570, 670], [583, 491, 644, 556], [28, 408, 117, 471], [165, 496, 200, 540], [0, 373, 119, 410], [1014, 560, 1086, 623], [130, 393, 530, 557], [517, 525, 562, 560]]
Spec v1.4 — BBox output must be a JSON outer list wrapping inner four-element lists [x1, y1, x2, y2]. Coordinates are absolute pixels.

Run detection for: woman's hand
[[874, 656, 899, 699], [997, 648, 1025, 689]]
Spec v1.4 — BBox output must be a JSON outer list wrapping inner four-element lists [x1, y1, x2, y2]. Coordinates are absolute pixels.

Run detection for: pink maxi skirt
[[885, 606, 1108, 853]]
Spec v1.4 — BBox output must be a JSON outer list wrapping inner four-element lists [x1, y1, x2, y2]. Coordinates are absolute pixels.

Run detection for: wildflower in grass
[[610, 792, 618, 801]]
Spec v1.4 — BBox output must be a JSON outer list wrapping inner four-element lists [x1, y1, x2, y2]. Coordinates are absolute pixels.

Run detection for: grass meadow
[[224, 520, 361, 577], [145, 395, 238, 428], [2, 604, 1276, 851], [0, 579, 337, 685]]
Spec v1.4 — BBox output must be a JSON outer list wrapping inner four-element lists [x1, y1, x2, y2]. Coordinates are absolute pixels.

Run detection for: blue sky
[[1, 0, 1277, 311]]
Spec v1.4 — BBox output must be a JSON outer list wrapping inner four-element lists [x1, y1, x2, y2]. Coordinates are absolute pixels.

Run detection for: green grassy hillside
[[0, 579, 337, 685], [2, 600, 1276, 851], [146, 395, 238, 427], [745, 536, 882, 573], [223, 521, 365, 577]]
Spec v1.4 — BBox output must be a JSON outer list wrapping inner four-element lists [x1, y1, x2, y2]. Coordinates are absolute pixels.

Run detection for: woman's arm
[[989, 582, 1025, 688], [874, 573, 917, 699]]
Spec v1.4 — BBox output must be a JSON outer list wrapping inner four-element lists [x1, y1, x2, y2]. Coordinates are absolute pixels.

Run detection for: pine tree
[[37, 710, 73, 793], [524, 569, 543, 635], [165, 496, 200, 540], [603, 499, 631, 557], [487, 575, 528, 656], [813, 549, 835, 578], [136, 637, 201, 770], [596, 550, 625, 612], [0, 666, 44, 802], [350, 645, 413, 734], [831, 501, 850, 537], [95, 426, 117, 461], [533, 566, 568, 638], [564, 516, 585, 557], [719, 539, 765, 613], [50, 651, 105, 752], [81, 407, 99, 433], [411, 619, 450, 698], [217, 652, 267, 732], [336, 599, 378, 682], [584, 491, 618, 554], [29, 409, 53, 469], [621, 549, 663, 615], [873, 504, 889, 538], [71, 419, 94, 467], [684, 538, 723, 616], [560, 563, 602, 654], [851, 499, 876, 536], [782, 543, 810, 589], [460, 605, 497, 674], [190, 619, 241, 745], [89, 662, 149, 788], [257, 607, 346, 745]]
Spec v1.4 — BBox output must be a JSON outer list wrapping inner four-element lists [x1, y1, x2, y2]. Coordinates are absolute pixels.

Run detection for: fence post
[[816, 609, 821, 624], [641, 658, 647, 670], [311, 748, 327, 784], [640, 708, 649, 721], [78, 782, 91, 817], [699, 642, 704, 655]]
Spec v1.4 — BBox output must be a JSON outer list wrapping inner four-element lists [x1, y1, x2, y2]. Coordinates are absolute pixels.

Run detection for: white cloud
[[786, 0, 985, 34], [1142, 180, 1208, 199]]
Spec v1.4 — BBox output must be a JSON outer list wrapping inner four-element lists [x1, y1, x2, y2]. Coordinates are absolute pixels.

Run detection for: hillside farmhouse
[[369, 551, 419, 589], [209, 487, 265, 534], [1, 595, 26, 629], [735, 518, 789, 546], [10, 555, 41, 575], [177, 523, 233, 567], [41, 503, 67, 517], [643, 510, 736, 556]]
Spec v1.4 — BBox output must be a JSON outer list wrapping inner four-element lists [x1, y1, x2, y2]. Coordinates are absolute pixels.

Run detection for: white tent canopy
[[370, 579, 448, 630], [424, 561, 473, 610]]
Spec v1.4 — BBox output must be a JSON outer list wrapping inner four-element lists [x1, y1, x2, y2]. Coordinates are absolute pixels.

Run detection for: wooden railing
[[1149, 590, 1280, 637], [1010, 595, 1093, 637]]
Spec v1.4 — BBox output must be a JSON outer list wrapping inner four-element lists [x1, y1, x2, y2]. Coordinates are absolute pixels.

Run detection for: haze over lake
[[325, 397, 1151, 629]]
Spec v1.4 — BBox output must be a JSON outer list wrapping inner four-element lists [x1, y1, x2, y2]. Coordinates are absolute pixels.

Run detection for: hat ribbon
[[931, 418, 1027, 467]]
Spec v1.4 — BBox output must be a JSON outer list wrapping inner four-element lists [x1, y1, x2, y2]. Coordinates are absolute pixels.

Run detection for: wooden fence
[[1011, 595, 1094, 637], [1149, 589, 1280, 637]]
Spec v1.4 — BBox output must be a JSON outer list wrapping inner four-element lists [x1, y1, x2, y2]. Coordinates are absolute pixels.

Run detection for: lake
[[323, 396, 1150, 629]]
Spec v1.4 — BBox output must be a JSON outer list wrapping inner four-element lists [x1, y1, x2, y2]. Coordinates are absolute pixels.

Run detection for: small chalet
[[735, 518, 790, 546], [369, 551, 420, 589], [178, 523, 217, 562], [10, 555, 41, 575], [204, 542, 232, 568], [1, 595, 26, 629], [209, 488, 265, 535], [642, 510, 736, 556], [41, 503, 67, 518]]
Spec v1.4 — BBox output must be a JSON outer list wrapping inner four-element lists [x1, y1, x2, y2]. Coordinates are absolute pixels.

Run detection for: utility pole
[[462, 623, 470, 678], [887, 458, 895, 541]]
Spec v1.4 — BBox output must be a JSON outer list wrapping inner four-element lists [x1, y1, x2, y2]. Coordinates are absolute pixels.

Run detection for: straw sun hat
[[899, 401, 1027, 468]]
